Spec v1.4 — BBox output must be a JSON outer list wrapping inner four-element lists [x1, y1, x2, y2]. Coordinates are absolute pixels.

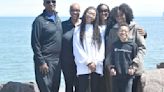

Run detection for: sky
[[0, 0, 164, 17]]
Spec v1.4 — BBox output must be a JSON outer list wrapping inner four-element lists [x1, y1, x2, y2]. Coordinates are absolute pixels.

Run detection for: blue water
[[0, 17, 164, 84]]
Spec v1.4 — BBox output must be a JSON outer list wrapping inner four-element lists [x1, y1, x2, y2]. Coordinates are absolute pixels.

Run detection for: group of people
[[31, 0, 146, 92]]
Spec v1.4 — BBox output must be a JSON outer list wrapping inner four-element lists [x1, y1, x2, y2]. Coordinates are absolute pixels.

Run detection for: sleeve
[[31, 19, 46, 65], [105, 28, 116, 67], [133, 25, 146, 63], [110, 45, 115, 68], [131, 43, 139, 70], [73, 28, 92, 65], [133, 25, 146, 74]]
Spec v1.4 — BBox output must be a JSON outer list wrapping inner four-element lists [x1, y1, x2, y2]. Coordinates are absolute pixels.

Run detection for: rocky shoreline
[[0, 63, 164, 92]]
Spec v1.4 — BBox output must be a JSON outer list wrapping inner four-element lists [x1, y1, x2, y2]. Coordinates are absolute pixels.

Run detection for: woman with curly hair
[[105, 3, 146, 92]]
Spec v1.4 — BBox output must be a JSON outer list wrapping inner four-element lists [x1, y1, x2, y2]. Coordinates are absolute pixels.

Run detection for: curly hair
[[105, 3, 134, 35], [119, 3, 134, 24]]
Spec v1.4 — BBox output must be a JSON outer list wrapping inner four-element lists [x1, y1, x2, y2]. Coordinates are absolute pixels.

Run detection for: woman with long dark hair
[[73, 6, 105, 92]]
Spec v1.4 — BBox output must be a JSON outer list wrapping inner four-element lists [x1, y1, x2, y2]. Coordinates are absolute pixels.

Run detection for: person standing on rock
[[31, 0, 63, 92]]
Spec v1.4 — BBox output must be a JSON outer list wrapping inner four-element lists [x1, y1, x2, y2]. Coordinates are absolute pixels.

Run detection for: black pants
[[132, 76, 141, 92], [61, 60, 78, 92], [77, 72, 101, 92], [35, 61, 61, 92], [112, 75, 133, 92]]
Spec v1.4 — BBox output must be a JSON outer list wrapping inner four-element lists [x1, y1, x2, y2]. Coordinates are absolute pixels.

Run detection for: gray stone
[[157, 62, 164, 68], [0, 84, 3, 91], [141, 69, 164, 92], [0, 81, 39, 92]]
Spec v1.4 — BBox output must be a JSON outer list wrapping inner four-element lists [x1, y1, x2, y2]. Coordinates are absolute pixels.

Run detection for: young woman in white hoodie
[[73, 6, 105, 92]]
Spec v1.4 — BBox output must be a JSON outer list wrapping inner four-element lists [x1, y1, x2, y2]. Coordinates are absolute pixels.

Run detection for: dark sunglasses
[[46, 0, 56, 4]]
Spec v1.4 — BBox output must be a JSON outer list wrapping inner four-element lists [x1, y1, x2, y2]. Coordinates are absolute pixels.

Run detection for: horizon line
[[0, 16, 163, 17]]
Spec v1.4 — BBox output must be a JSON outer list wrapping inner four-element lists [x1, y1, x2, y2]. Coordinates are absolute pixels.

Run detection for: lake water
[[0, 17, 164, 85]]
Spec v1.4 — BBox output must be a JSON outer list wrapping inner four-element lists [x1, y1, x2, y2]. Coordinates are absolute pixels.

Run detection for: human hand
[[110, 68, 116, 76], [137, 28, 145, 36], [128, 68, 135, 76], [88, 62, 96, 72], [39, 63, 49, 75]]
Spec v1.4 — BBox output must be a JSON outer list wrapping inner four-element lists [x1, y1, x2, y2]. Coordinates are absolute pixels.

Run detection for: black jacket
[[60, 18, 75, 63], [31, 10, 63, 66]]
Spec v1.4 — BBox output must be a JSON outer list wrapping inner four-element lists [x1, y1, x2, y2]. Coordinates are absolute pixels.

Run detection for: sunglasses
[[46, 0, 56, 4]]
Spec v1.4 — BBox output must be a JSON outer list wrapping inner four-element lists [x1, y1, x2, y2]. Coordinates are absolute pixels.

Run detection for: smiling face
[[85, 8, 97, 24], [118, 25, 129, 42], [70, 3, 80, 20], [115, 10, 126, 25], [43, 0, 56, 12], [99, 5, 109, 22]]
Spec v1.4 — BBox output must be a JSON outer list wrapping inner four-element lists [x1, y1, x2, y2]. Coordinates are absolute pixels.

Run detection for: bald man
[[60, 3, 81, 92]]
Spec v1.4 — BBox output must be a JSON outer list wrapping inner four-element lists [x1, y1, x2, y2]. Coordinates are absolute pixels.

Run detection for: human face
[[118, 26, 129, 42], [85, 9, 96, 24], [44, 0, 56, 12], [70, 3, 80, 20], [99, 5, 109, 22], [115, 10, 126, 24]]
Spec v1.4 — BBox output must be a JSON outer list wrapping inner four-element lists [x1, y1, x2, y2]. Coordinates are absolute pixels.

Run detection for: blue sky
[[0, 0, 164, 17]]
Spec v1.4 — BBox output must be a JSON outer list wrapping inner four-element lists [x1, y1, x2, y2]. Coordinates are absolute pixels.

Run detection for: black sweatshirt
[[111, 39, 138, 75]]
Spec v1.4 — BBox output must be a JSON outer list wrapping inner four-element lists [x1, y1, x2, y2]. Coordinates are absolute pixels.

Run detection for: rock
[[157, 62, 164, 68], [0, 81, 39, 92], [141, 69, 164, 92], [0, 84, 3, 91]]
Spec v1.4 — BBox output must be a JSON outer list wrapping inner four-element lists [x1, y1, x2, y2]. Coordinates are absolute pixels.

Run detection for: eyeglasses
[[46, 0, 56, 4], [100, 9, 108, 13]]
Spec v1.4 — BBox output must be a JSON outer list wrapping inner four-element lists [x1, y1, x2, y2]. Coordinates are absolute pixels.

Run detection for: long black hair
[[80, 6, 102, 49], [97, 3, 110, 25], [105, 6, 119, 37]]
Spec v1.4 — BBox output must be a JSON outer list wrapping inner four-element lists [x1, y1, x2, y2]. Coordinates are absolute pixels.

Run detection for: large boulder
[[157, 62, 164, 68], [141, 69, 164, 92], [0, 81, 39, 92]]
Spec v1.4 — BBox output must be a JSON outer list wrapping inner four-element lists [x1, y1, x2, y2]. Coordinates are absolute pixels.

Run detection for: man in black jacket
[[31, 0, 62, 92], [61, 3, 81, 92]]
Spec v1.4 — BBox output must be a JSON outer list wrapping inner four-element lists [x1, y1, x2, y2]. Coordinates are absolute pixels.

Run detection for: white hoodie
[[73, 24, 105, 76]]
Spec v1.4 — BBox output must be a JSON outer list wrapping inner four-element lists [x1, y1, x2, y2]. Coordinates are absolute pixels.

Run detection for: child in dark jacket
[[109, 23, 138, 92]]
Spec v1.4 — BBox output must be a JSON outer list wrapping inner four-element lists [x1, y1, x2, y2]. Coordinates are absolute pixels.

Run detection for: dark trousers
[[111, 75, 133, 92], [77, 72, 101, 92], [35, 61, 61, 92], [61, 60, 77, 92], [99, 75, 107, 92], [132, 76, 141, 92]]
